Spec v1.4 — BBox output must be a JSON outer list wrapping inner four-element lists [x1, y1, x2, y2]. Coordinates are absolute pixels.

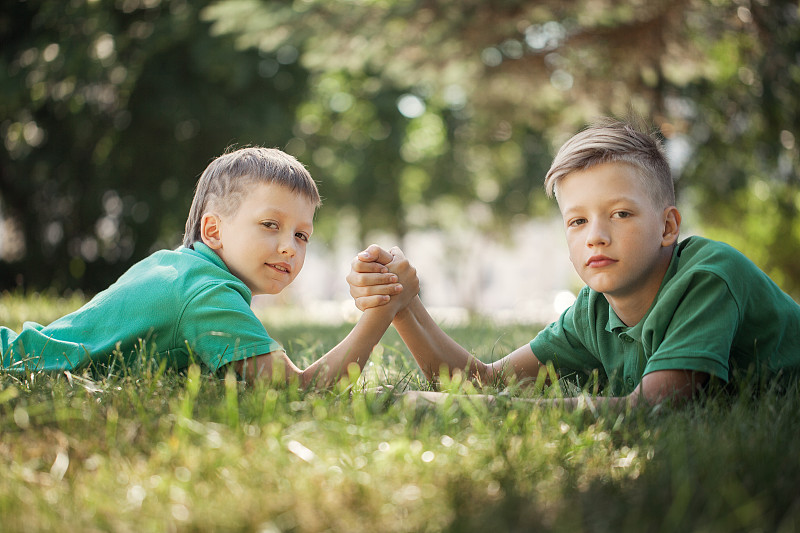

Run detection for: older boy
[[1, 147, 417, 387], [349, 118, 800, 406]]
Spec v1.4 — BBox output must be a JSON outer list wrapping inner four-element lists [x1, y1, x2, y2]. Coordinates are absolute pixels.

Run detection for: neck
[[607, 295, 655, 327], [605, 250, 672, 327]]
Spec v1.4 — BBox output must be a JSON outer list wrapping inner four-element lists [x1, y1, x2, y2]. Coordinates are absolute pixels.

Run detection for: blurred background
[[1, 0, 798, 323]]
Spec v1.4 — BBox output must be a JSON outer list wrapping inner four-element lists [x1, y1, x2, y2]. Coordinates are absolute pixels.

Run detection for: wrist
[[393, 296, 420, 324], [394, 306, 412, 322]]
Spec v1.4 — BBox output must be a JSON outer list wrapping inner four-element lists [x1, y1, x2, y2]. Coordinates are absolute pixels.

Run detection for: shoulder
[[674, 236, 755, 273], [121, 246, 209, 279], [674, 235, 800, 313], [659, 237, 743, 305], [672, 236, 780, 293], [654, 236, 793, 325], [109, 245, 251, 309], [168, 244, 252, 302]]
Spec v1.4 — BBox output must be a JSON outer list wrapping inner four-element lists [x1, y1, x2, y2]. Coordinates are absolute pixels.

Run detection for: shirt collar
[[186, 242, 229, 271], [183, 242, 253, 303]]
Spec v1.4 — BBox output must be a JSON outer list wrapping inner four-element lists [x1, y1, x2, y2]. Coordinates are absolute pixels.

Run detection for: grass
[[1, 292, 799, 532]]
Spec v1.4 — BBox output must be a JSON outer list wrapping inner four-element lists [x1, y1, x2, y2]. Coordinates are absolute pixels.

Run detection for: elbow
[[480, 361, 500, 387], [627, 385, 683, 408], [629, 370, 711, 408]]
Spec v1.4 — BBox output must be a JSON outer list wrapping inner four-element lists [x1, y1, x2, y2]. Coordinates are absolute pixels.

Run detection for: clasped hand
[[347, 245, 418, 312]]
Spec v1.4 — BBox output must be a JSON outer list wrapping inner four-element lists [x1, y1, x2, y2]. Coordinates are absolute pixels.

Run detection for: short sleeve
[[177, 281, 283, 371], [642, 271, 740, 381], [530, 295, 606, 381]]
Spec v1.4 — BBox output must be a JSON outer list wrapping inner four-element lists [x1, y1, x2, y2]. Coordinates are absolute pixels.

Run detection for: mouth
[[586, 255, 617, 268], [267, 262, 291, 275]]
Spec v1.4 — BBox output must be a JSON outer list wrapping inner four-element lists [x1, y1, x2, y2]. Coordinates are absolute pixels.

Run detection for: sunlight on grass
[[0, 290, 86, 331], [1, 293, 799, 531]]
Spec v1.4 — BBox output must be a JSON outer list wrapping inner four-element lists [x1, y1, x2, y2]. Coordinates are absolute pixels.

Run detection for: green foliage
[[205, 0, 800, 296], [0, 289, 86, 331], [1, 0, 309, 291], [675, 2, 800, 295], [2, 0, 799, 297]]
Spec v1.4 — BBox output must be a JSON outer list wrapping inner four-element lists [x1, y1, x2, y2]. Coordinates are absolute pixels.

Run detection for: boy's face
[[205, 182, 316, 295], [557, 161, 678, 308]]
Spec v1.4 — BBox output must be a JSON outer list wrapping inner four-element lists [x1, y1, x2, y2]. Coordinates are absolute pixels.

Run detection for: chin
[[267, 283, 290, 295], [260, 288, 282, 296]]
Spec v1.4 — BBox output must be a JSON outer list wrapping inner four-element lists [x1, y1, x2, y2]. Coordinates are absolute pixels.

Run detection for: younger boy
[[349, 118, 800, 406], [1, 147, 417, 387]]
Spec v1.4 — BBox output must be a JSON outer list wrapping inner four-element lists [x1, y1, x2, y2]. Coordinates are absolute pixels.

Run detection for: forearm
[[299, 305, 395, 387], [406, 371, 706, 409], [393, 296, 489, 382]]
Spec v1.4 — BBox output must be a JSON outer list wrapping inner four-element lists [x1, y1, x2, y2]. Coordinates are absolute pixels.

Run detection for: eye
[[568, 218, 587, 228], [261, 221, 278, 229], [613, 211, 632, 219], [295, 232, 309, 242]]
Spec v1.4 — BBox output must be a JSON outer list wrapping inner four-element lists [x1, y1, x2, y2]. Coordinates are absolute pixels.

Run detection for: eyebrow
[[257, 206, 314, 226], [561, 196, 646, 214], [566, 195, 644, 208]]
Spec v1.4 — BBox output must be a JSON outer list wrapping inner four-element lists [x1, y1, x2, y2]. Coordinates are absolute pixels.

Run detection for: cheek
[[294, 250, 307, 273], [568, 254, 582, 272], [565, 236, 580, 263]]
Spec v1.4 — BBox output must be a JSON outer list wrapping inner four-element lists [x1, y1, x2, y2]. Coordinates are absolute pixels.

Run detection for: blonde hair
[[544, 117, 675, 208], [183, 147, 320, 247]]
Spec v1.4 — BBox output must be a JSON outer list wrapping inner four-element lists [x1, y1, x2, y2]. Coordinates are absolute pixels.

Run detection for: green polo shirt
[[1, 243, 282, 374], [530, 236, 800, 395]]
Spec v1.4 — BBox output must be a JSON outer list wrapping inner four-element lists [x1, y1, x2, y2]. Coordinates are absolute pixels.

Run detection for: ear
[[200, 213, 223, 250], [661, 206, 681, 247]]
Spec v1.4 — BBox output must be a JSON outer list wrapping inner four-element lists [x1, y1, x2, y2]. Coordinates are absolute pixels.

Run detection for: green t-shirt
[[530, 236, 800, 395], [1, 243, 282, 374]]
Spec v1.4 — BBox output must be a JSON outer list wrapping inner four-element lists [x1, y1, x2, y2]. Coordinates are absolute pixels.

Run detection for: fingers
[[388, 246, 406, 263], [386, 249, 406, 274], [346, 270, 399, 290], [350, 245, 392, 280], [349, 278, 402, 299], [354, 294, 393, 311], [357, 244, 394, 266], [384, 248, 419, 303], [350, 259, 388, 274], [347, 245, 414, 312]]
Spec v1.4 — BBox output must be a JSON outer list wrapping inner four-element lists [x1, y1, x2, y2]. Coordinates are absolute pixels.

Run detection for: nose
[[278, 232, 297, 257], [586, 219, 610, 247]]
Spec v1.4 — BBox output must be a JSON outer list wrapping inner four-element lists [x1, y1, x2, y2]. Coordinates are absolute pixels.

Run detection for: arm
[[234, 305, 404, 388], [233, 250, 419, 388], [348, 247, 709, 403], [406, 368, 709, 408], [347, 245, 547, 386], [393, 296, 547, 385], [548, 368, 709, 408]]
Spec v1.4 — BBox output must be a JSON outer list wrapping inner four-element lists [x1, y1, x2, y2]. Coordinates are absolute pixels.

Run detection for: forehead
[[241, 182, 316, 222], [556, 162, 651, 208]]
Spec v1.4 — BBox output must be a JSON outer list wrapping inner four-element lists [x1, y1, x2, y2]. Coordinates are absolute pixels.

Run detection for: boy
[[349, 118, 800, 406], [1, 147, 417, 387]]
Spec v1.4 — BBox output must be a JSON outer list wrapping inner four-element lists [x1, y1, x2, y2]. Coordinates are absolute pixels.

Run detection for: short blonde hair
[[544, 117, 675, 208], [183, 147, 320, 247]]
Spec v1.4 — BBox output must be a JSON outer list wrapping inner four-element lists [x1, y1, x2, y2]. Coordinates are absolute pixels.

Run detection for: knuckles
[[347, 245, 419, 298]]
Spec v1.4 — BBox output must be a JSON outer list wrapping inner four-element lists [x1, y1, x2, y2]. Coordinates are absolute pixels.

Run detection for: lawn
[[1, 292, 798, 532]]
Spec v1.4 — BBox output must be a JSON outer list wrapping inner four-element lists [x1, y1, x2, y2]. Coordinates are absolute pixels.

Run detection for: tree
[[2, 0, 799, 296], [0, 0, 308, 291], [204, 0, 800, 294]]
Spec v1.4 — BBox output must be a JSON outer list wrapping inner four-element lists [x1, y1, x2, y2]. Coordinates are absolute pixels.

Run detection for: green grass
[[1, 293, 799, 532]]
